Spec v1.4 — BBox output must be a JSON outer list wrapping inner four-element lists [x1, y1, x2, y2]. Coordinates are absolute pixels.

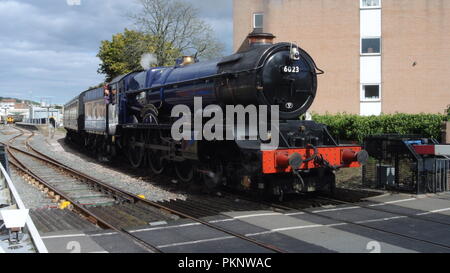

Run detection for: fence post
[[446, 121, 450, 144]]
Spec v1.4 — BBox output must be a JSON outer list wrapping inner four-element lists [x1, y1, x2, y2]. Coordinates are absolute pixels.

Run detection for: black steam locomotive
[[64, 32, 367, 197]]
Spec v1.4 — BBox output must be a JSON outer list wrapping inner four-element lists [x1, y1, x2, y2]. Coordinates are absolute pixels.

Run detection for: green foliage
[[97, 29, 180, 81], [312, 113, 447, 143], [446, 105, 450, 120]]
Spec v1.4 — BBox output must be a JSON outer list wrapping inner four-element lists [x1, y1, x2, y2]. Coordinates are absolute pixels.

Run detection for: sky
[[0, 0, 233, 104]]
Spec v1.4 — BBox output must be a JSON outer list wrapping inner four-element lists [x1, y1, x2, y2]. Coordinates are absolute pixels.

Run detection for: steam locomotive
[[64, 32, 367, 197]]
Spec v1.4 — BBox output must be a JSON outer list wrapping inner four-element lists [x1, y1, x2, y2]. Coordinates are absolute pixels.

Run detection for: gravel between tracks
[[0, 125, 56, 209], [9, 169, 57, 209], [27, 130, 186, 202]]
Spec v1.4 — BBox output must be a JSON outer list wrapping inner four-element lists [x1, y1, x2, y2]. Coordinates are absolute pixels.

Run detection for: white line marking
[[245, 223, 347, 237], [130, 199, 421, 234], [356, 216, 408, 224], [234, 212, 282, 219], [210, 213, 283, 223], [131, 223, 201, 233], [157, 236, 235, 248], [42, 232, 118, 239], [368, 198, 416, 207], [209, 218, 235, 224], [149, 221, 168, 227], [311, 206, 360, 213], [132, 213, 283, 233], [156, 223, 349, 248], [41, 234, 86, 239], [90, 232, 118, 237], [417, 207, 450, 216], [285, 212, 306, 216]]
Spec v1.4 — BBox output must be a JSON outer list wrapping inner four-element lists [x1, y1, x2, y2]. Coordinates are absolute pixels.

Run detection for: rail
[[11, 126, 284, 253]]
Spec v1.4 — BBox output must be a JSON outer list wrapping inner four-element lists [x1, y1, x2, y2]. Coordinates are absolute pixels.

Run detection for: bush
[[312, 113, 447, 143]]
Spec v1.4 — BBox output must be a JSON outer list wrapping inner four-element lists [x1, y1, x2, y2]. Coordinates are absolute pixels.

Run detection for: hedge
[[311, 113, 447, 143]]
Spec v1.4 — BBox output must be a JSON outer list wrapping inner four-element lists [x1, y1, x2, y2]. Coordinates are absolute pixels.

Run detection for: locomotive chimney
[[247, 31, 276, 47]]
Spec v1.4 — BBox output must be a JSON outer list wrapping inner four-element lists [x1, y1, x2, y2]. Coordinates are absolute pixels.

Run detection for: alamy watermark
[[171, 97, 280, 150]]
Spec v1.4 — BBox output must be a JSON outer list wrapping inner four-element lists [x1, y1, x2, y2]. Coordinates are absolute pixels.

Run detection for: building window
[[361, 85, 381, 101], [361, 0, 381, 8], [361, 38, 381, 55], [253, 13, 264, 29]]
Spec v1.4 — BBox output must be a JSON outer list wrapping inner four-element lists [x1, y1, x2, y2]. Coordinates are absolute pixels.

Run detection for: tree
[[97, 29, 179, 81], [131, 0, 225, 66]]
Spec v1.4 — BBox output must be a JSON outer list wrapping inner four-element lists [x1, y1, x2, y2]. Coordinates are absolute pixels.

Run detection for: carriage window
[[361, 38, 381, 54], [361, 0, 381, 8], [253, 13, 264, 29]]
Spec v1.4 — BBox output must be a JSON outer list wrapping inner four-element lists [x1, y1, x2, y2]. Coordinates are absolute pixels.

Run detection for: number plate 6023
[[281, 66, 300, 73]]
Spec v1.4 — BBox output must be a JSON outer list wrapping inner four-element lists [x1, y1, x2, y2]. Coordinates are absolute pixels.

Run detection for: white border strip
[[368, 198, 416, 207], [0, 163, 48, 253], [417, 208, 450, 216]]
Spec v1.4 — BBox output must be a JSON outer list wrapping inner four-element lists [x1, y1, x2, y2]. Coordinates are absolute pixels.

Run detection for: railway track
[[2, 127, 165, 252], [2, 126, 288, 253], [6, 126, 448, 252]]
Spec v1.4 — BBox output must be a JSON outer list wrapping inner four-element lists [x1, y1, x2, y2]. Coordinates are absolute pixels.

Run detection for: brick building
[[233, 0, 450, 115]]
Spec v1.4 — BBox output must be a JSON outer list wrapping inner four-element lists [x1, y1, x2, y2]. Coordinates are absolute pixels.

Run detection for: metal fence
[[363, 135, 450, 194], [427, 159, 449, 193]]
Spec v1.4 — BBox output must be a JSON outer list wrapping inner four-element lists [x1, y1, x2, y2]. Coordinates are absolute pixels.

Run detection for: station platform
[[14, 123, 51, 137]]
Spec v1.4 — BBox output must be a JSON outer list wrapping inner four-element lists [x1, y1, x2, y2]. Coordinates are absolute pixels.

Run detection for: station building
[[28, 106, 62, 124], [233, 0, 450, 116], [0, 99, 29, 121]]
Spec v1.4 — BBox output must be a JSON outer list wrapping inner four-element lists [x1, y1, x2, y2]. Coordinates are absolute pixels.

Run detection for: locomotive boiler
[[64, 32, 367, 197]]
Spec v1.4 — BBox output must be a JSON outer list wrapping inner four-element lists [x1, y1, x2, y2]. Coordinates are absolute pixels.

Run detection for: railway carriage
[[64, 32, 367, 197], [64, 92, 86, 143]]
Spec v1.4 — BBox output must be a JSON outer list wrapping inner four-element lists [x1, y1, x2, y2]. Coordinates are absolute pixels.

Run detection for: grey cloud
[[0, 0, 232, 104]]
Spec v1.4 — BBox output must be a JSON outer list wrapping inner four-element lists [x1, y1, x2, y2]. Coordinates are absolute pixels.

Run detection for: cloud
[[0, 0, 233, 104]]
